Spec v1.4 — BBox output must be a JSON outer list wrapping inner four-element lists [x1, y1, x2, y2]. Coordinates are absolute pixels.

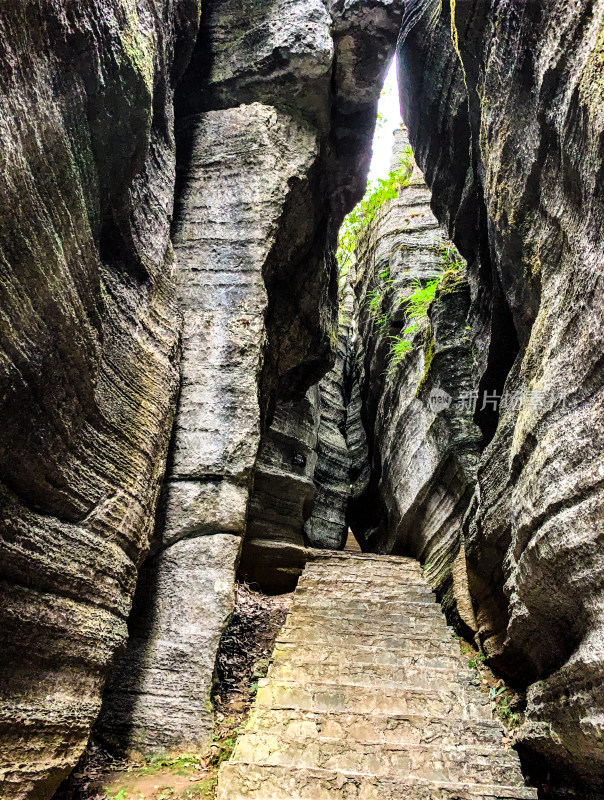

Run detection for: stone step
[[271, 641, 465, 669], [244, 708, 506, 748], [280, 614, 450, 638], [266, 660, 475, 692], [307, 553, 419, 568], [299, 577, 429, 592], [294, 584, 436, 601], [276, 627, 460, 653], [303, 560, 424, 581], [299, 569, 427, 585], [291, 597, 446, 620], [217, 763, 538, 800], [255, 680, 492, 720], [216, 553, 535, 800], [232, 734, 525, 785]]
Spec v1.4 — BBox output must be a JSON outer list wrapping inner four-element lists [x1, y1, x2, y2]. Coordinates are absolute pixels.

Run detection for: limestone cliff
[[349, 132, 482, 638], [97, 0, 404, 760], [397, 0, 604, 786], [1, 0, 603, 795], [0, 2, 201, 797]]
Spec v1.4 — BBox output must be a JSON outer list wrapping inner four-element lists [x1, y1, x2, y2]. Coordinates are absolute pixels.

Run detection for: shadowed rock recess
[[0, 0, 602, 798]]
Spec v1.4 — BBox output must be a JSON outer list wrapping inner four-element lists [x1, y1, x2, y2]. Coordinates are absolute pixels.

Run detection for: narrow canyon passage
[[0, 1, 603, 799]]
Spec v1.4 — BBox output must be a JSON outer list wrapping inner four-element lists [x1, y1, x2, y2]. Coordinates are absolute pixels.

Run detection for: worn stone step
[[217, 763, 538, 800], [297, 577, 433, 592], [232, 734, 525, 786], [303, 566, 425, 582], [255, 680, 492, 720], [294, 584, 436, 601], [266, 660, 475, 692], [276, 626, 460, 653], [243, 707, 506, 748], [281, 614, 450, 638], [300, 569, 427, 585], [216, 552, 535, 800], [291, 597, 446, 620], [271, 641, 465, 670], [307, 553, 419, 568]]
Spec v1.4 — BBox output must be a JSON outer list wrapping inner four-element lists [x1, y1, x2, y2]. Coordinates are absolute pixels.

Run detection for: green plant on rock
[[336, 146, 414, 275], [386, 278, 440, 374]]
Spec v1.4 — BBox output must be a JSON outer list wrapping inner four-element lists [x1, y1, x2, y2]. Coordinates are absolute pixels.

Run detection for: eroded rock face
[[305, 291, 357, 551], [349, 132, 482, 637], [98, 0, 405, 756], [97, 102, 320, 753], [398, 0, 604, 785], [239, 387, 321, 594], [0, 2, 202, 797]]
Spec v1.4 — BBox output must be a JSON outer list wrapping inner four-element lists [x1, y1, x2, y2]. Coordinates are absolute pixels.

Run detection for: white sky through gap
[[368, 57, 403, 182]]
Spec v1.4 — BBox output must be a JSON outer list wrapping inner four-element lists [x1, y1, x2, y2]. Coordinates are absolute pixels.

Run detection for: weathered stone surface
[[97, 534, 240, 754], [99, 102, 320, 752], [100, 0, 405, 755], [0, 1, 201, 797], [217, 553, 536, 800], [398, 0, 604, 786], [347, 131, 481, 637], [239, 388, 320, 593], [305, 291, 355, 550]]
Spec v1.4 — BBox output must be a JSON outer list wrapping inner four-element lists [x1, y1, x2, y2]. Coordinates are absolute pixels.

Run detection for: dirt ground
[[53, 584, 292, 800]]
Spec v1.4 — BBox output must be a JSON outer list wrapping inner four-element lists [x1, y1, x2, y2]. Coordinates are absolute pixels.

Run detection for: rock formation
[[397, 0, 604, 786], [97, 0, 404, 760], [0, 2, 202, 797], [348, 130, 483, 638], [1, 0, 603, 795], [239, 387, 321, 594]]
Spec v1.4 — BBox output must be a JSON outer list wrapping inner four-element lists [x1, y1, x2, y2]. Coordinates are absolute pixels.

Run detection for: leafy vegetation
[[336, 146, 414, 278], [387, 277, 439, 372], [386, 241, 465, 375]]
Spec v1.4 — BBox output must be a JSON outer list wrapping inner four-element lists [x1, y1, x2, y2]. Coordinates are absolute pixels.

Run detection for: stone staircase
[[217, 553, 538, 800]]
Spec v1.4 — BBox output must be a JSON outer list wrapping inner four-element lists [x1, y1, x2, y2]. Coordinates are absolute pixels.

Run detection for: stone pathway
[[217, 553, 538, 800]]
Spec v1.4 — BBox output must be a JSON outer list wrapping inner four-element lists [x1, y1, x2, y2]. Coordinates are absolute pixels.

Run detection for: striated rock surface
[[99, 0, 405, 756], [305, 290, 356, 551], [350, 131, 482, 637], [398, 0, 604, 786], [97, 102, 320, 753], [0, 2, 202, 797], [239, 387, 321, 594]]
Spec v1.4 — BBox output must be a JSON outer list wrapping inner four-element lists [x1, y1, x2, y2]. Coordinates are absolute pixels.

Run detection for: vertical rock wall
[[346, 131, 482, 636], [97, 103, 320, 753], [0, 2, 202, 797], [305, 289, 358, 551], [99, 0, 405, 756], [398, 0, 604, 786]]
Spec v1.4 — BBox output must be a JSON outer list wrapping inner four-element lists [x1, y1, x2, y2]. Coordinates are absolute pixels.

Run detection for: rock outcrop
[[304, 290, 357, 551], [239, 388, 321, 594], [0, 2, 202, 797], [97, 0, 405, 757], [397, 0, 604, 786], [2, 0, 603, 794], [347, 131, 482, 637]]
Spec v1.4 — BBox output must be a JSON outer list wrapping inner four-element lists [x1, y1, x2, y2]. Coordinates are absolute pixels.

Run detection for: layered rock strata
[[0, 2, 202, 797], [397, 0, 604, 785], [98, 0, 405, 756], [348, 131, 482, 636], [239, 387, 321, 594], [304, 289, 357, 551]]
